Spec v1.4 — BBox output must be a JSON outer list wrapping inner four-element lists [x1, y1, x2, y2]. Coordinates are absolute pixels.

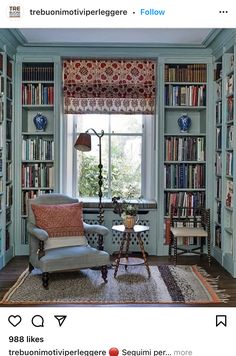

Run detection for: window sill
[[80, 197, 157, 210]]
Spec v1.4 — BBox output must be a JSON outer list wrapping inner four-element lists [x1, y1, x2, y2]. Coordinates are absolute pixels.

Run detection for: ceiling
[[17, 28, 215, 46]]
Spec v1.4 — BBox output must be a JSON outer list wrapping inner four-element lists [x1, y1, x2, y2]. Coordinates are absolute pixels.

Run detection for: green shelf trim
[[164, 105, 206, 110], [22, 160, 54, 163], [21, 187, 54, 190], [164, 160, 206, 164], [225, 206, 233, 212], [22, 132, 54, 136], [164, 188, 206, 191], [22, 80, 54, 84], [225, 227, 233, 235], [225, 175, 233, 179], [164, 133, 206, 137], [165, 81, 207, 85]]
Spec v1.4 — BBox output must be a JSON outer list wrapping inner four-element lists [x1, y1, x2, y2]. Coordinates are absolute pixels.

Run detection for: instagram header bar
[[0, 0, 235, 27]]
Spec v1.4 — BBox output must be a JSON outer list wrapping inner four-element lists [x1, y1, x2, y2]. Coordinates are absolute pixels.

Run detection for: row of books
[[226, 151, 233, 176], [21, 218, 28, 245], [165, 85, 206, 106], [21, 189, 53, 215], [0, 53, 3, 73], [21, 163, 54, 188], [6, 142, 11, 161], [6, 207, 11, 223], [164, 164, 205, 189], [6, 99, 12, 120], [0, 125, 2, 147], [165, 137, 205, 161], [216, 101, 222, 124], [226, 125, 234, 149], [6, 184, 12, 207], [22, 137, 54, 161], [6, 79, 12, 100], [215, 226, 221, 249], [22, 83, 54, 105], [0, 100, 3, 124], [215, 153, 222, 176], [216, 201, 221, 224], [226, 74, 234, 96], [226, 180, 233, 207], [165, 64, 207, 83], [216, 81, 222, 100], [6, 121, 12, 140], [227, 96, 233, 121], [216, 127, 222, 150], [0, 76, 4, 95], [216, 177, 222, 200], [7, 57, 12, 79], [164, 191, 205, 216], [22, 66, 54, 82], [6, 162, 12, 182]]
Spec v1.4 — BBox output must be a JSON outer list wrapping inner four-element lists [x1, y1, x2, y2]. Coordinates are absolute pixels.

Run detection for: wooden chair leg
[[207, 237, 211, 266], [42, 272, 49, 289], [174, 236, 177, 265], [29, 262, 34, 273], [168, 235, 173, 260], [101, 265, 108, 283]]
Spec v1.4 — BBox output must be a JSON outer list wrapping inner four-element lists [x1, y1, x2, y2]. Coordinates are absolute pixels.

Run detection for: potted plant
[[112, 197, 138, 229]]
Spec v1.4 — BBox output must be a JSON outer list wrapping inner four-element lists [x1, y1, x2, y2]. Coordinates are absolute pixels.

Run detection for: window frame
[[63, 114, 156, 200]]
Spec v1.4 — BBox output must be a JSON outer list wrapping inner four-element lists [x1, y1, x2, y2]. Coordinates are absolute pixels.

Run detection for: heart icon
[[8, 315, 22, 327]]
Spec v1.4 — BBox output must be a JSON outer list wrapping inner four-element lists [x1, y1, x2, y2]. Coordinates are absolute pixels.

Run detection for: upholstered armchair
[[27, 193, 110, 288]]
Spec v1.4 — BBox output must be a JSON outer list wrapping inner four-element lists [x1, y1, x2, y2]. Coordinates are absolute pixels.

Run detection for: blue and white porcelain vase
[[33, 113, 47, 131], [177, 114, 191, 133]]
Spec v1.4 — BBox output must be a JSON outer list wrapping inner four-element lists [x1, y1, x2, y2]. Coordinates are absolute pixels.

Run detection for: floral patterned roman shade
[[63, 59, 156, 114]]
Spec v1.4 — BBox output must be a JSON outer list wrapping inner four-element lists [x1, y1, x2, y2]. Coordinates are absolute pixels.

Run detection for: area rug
[[1, 265, 229, 305]]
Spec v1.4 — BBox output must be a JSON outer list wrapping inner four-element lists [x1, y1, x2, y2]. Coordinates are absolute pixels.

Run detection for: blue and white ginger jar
[[33, 113, 47, 131], [177, 114, 191, 133]]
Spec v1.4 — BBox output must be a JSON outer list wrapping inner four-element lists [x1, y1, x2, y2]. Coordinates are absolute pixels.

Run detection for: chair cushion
[[38, 245, 110, 272], [171, 227, 208, 237], [31, 202, 84, 238], [44, 235, 88, 250]]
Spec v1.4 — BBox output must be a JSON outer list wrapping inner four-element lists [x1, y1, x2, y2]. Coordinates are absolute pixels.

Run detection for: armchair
[[27, 193, 110, 288]]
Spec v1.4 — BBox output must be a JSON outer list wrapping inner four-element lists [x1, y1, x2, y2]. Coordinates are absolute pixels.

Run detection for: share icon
[[54, 315, 67, 327]]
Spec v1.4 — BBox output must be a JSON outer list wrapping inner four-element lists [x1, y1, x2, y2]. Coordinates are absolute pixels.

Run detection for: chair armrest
[[83, 222, 109, 237], [27, 223, 49, 241]]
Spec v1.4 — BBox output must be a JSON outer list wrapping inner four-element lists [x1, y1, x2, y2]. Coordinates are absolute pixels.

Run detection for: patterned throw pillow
[[31, 202, 84, 237]]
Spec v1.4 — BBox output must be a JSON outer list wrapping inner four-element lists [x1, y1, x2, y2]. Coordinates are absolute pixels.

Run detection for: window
[[65, 113, 155, 199]]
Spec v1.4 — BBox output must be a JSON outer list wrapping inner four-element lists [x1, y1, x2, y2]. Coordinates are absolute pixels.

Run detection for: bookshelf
[[163, 62, 207, 248], [20, 62, 55, 246], [0, 51, 14, 268], [223, 52, 234, 266], [164, 63, 207, 212], [214, 58, 223, 254]]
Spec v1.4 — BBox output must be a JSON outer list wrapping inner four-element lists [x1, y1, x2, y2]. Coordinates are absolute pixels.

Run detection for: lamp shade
[[74, 133, 91, 152]]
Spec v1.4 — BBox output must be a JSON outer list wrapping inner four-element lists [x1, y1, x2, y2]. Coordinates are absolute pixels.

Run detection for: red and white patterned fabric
[[63, 59, 156, 114]]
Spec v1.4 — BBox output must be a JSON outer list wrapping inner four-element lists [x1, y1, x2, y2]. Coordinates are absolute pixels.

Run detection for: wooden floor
[[0, 255, 236, 306]]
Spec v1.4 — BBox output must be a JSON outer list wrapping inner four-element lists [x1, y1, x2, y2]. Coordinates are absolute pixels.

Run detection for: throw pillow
[[31, 202, 84, 238]]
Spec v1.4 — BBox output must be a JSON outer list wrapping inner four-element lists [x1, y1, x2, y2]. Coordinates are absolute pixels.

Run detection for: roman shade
[[63, 59, 156, 114]]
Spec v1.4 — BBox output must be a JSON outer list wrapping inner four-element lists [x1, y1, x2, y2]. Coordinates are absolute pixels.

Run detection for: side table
[[112, 224, 151, 278]]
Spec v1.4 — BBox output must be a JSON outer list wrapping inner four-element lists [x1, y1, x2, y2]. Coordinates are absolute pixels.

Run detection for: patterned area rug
[[1, 265, 228, 305]]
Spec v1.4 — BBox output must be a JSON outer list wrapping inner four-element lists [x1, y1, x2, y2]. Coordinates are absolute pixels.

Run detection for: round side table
[[112, 224, 151, 278]]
